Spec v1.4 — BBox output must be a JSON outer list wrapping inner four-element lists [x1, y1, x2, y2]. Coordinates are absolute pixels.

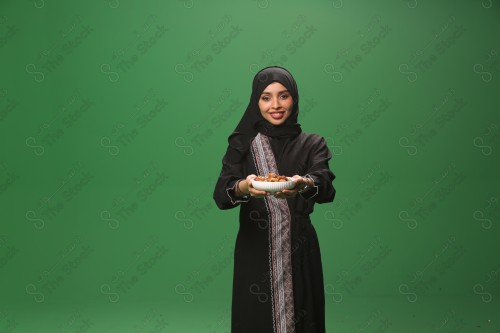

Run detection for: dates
[[254, 172, 288, 182]]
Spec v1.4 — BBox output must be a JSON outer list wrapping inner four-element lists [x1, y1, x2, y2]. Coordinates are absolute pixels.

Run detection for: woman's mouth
[[269, 111, 285, 120]]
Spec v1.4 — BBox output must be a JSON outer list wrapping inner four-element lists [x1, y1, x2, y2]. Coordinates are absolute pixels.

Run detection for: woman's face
[[258, 82, 294, 126]]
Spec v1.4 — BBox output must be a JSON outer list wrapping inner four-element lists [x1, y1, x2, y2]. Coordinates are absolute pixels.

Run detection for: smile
[[269, 111, 285, 120]]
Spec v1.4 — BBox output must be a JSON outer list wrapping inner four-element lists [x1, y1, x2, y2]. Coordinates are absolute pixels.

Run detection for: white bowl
[[251, 177, 296, 193]]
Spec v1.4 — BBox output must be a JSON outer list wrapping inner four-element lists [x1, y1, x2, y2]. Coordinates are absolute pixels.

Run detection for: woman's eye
[[262, 96, 270, 101], [280, 94, 289, 99]]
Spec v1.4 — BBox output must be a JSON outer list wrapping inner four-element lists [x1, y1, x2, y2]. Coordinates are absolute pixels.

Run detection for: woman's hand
[[274, 175, 306, 199], [241, 174, 271, 198]]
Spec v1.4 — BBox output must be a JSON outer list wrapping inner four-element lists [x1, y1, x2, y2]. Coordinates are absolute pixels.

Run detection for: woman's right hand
[[243, 174, 270, 198]]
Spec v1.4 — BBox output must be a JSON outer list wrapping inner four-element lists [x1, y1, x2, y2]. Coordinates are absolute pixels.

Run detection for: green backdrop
[[1, 0, 499, 332]]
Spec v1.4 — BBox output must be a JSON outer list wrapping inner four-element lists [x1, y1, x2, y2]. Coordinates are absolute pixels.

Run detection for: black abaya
[[214, 132, 335, 333]]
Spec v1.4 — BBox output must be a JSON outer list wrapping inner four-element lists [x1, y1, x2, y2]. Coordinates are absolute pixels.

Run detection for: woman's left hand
[[273, 175, 304, 199]]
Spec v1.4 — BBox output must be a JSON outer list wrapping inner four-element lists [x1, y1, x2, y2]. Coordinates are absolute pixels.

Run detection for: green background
[[1, 0, 499, 332]]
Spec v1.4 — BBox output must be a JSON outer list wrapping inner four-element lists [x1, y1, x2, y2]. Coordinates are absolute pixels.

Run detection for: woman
[[213, 66, 336, 333]]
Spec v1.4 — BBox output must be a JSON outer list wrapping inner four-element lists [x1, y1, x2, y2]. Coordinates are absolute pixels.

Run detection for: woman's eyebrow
[[261, 90, 289, 95]]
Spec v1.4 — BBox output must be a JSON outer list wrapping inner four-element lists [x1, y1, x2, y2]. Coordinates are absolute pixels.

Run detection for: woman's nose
[[272, 97, 280, 109]]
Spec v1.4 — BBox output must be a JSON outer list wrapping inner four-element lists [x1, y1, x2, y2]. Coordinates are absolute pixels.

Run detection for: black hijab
[[226, 66, 302, 163]]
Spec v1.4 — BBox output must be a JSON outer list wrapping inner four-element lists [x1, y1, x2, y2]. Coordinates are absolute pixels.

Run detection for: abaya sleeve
[[300, 135, 336, 203], [213, 145, 251, 210]]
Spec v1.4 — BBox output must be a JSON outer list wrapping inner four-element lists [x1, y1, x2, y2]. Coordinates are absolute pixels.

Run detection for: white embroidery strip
[[251, 133, 295, 333]]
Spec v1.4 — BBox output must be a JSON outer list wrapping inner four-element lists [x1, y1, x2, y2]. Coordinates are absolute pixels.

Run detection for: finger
[[247, 175, 257, 184], [250, 188, 268, 196], [280, 191, 296, 198], [255, 190, 268, 195]]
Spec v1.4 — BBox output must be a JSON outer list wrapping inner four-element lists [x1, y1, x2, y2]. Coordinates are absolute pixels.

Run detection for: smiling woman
[[213, 66, 336, 333]]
